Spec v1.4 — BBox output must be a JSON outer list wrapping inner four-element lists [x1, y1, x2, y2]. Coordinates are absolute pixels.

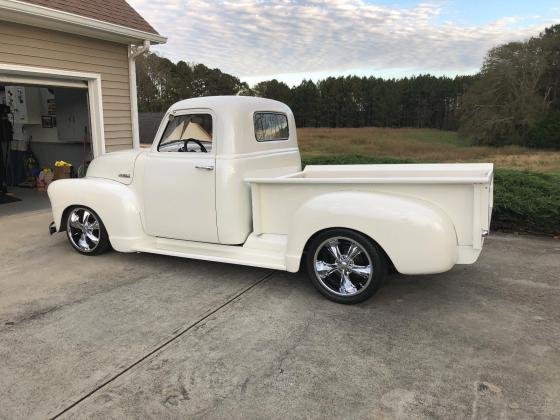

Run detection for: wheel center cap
[[337, 258, 352, 270]]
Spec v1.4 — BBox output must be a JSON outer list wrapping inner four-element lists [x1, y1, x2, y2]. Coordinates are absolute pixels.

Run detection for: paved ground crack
[[49, 271, 274, 419], [0, 272, 160, 332]]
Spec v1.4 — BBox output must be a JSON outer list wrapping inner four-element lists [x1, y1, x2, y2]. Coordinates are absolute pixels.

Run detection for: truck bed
[[247, 163, 493, 264]]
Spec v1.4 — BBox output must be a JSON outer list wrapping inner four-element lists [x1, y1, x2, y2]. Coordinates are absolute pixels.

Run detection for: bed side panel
[[282, 190, 459, 274]]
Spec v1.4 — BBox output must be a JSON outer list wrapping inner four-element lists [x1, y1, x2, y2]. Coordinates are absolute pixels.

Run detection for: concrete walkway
[[0, 211, 559, 419]]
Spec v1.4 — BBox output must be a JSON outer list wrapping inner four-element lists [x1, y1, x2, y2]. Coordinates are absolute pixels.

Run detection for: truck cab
[[132, 96, 301, 245]]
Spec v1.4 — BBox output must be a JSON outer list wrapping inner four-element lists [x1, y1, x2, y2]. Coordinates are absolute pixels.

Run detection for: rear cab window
[[254, 112, 289, 142]]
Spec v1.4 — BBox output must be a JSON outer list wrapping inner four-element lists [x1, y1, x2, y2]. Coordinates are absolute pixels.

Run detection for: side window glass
[[158, 113, 213, 153], [254, 112, 289, 142]]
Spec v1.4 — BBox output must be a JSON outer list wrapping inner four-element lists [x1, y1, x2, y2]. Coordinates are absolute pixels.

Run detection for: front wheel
[[305, 229, 387, 304], [66, 206, 111, 255]]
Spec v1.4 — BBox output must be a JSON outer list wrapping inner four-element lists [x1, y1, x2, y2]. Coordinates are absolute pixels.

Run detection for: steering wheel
[[179, 138, 207, 153]]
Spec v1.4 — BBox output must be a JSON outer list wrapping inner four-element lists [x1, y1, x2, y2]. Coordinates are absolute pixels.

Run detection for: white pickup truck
[[48, 96, 493, 304]]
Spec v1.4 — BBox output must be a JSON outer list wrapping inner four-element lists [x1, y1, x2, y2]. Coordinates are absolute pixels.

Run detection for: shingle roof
[[20, 0, 159, 34]]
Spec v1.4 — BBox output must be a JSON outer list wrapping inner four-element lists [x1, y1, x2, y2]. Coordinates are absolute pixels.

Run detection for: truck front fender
[[47, 178, 143, 252], [285, 191, 458, 275]]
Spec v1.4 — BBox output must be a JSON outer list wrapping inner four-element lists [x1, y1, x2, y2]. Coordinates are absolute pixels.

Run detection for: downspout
[[129, 40, 150, 149]]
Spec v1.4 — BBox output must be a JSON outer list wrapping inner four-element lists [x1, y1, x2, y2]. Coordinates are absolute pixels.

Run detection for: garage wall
[[0, 21, 133, 152]]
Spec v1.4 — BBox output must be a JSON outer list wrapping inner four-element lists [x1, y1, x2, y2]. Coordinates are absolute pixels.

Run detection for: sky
[[128, 0, 560, 87]]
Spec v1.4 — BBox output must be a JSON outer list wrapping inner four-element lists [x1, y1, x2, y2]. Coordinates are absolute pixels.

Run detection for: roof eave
[[0, 0, 167, 45]]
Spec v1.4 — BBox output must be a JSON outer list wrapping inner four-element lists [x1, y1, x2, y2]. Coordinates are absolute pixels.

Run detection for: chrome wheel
[[313, 236, 373, 297], [67, 207, 101, 253]]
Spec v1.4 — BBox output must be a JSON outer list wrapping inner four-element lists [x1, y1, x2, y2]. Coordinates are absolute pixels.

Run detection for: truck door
[[142, 111, 218, 243]]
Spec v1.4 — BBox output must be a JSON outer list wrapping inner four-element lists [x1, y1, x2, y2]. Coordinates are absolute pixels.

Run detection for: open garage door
[[0, 74, 88, 89], [0, 65, 106, 213], [0, 64, 106, 212], [0, 64, 105, 157]]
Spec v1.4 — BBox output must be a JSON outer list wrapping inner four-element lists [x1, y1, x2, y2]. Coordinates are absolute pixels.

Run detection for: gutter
[[129, 41, 151, 150]]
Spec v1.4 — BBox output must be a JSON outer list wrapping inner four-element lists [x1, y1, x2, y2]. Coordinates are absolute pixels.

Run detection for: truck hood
[[86, 149, 145, 185]]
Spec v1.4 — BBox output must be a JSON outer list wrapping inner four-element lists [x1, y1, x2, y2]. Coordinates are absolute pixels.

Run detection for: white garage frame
[[0, 63, 106, 156]]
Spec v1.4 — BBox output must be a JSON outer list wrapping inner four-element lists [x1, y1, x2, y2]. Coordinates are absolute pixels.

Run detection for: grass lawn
[[297, 127, 560, 174]]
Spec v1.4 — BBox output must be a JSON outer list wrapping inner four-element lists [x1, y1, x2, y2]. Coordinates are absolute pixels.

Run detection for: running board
[[133, 233, 288, 271]]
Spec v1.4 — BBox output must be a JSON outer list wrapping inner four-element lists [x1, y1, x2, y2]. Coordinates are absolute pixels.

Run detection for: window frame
[[156, 110, 215, 154], [253, 111, 290, 142]]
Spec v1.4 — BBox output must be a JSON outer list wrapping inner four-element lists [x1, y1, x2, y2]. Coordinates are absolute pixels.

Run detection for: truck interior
[[0, 84, 92, 215]]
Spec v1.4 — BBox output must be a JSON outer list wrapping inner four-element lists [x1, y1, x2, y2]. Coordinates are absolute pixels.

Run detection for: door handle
[[195, 165, 214, 171]]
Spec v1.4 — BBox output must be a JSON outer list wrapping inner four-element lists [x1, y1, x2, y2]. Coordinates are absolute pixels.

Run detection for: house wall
[[0, 21, 133, 152]]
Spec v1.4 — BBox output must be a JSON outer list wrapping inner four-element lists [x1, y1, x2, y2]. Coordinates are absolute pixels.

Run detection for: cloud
[[129, 0, 555, 82]]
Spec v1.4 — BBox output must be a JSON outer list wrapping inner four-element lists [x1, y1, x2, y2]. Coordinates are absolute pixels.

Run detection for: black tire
[[305, 228, 387, 304], [65, 206, 111, 255]]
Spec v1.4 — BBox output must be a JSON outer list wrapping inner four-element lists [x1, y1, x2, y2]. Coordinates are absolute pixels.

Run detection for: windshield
[[158, 113, 213, 153]]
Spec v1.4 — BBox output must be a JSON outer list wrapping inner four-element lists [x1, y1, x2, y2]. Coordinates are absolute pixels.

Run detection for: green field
[[298, 127, 560, 174], [298, 127, 560, 236]]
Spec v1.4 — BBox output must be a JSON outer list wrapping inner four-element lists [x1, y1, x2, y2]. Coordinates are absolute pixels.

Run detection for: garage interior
[[0, 83, 92, 212]]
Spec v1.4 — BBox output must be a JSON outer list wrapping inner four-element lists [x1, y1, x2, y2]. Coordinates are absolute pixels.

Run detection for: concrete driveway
[[0, 210, 559, 419]]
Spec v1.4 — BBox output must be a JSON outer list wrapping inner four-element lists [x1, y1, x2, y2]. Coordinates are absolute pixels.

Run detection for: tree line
[[136, 24, 560, 149], [258, 76, 473, 130], [136, 54, 250, 112], [136, 53, 472, 131], [460, 25, 560, 149]]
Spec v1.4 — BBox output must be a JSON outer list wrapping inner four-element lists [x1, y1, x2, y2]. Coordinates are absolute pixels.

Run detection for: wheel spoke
[[78, 233, 90, 250], [339, 271, 358, 295], [326, 240, 341, 260], [86, 231, 99, 243], [345, 243, 362, 261], [69, 216, 83, 230], [89, 220, 100, 230], [315, 260, 337, 279], [82, 210, 91, 224], [351, 265, 372, 279]]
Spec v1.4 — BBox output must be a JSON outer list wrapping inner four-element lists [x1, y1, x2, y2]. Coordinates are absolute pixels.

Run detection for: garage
[[0, 0, 166, 212], [1, 79, 95, 194]]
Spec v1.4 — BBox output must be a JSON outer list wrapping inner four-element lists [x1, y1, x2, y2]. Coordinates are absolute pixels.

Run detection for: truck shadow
[[285, 264, 480, 309]]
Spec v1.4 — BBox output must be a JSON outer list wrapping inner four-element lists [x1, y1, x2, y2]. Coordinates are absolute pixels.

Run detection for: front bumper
[[49, 221, 57, 235]]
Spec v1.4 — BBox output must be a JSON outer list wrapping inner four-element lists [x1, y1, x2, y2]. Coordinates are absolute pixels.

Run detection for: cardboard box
[[53, 166, 72, 180], [36, 169, 54, 191]]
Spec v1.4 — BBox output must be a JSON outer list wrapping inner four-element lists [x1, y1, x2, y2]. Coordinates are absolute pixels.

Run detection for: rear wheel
[[66, 206, 111, 255], [305, 229, 387, 304]]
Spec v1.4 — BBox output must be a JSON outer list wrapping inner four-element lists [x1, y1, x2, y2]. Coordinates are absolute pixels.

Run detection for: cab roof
[[161, 96, 298, 156], [169, 96, 292, 115]]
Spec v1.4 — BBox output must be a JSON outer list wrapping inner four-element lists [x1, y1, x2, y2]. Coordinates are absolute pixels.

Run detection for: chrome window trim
[[253, 111, 289, 142]]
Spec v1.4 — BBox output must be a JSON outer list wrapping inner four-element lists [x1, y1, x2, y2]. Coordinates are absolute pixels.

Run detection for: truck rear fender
[[47, 178, 143, 252], [285, 191, 458, 275]]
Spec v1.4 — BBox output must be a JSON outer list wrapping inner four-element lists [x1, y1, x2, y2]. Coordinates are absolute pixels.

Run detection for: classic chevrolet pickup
[[48, 96, 493, 303]]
